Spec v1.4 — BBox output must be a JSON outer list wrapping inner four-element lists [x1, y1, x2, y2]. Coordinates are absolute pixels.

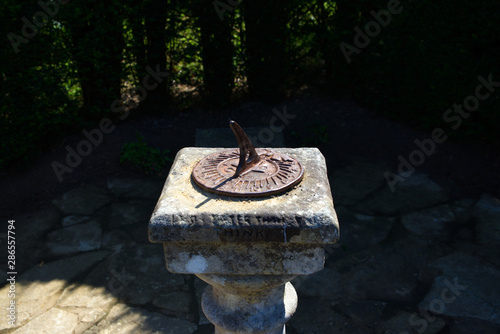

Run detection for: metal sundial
[[192, 121, 304, 197]]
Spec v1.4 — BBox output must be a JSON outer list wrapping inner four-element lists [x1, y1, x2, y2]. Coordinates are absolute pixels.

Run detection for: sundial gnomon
[[192, 121, 304, 197]]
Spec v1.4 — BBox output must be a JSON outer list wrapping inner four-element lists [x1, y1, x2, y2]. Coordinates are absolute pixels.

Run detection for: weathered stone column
[[149, 147, 339, 333]]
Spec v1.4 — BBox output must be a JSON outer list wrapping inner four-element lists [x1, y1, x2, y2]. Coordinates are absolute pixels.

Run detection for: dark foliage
[[1, 0, 499, 169]]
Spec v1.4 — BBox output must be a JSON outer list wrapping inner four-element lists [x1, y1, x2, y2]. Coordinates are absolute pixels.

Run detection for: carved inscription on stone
[[217, 228, 267, 242]]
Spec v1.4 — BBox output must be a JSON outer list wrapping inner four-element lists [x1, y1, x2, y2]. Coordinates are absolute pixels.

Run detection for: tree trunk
[[243, 0, 287, 100], [193, 0, 234, 108], [141, 0, 170, 113], [64, 0, 125, 120]]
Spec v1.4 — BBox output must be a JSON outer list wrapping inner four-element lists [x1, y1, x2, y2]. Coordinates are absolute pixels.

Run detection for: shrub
[[120, 133, 172, 176]]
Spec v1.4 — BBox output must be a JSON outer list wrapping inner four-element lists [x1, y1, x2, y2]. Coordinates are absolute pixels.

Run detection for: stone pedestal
[[149, 148, 339, 333]]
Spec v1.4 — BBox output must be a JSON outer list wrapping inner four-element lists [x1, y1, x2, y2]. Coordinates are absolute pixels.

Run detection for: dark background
[[1, 0, 499, 172], [1, 1, 500, 333]]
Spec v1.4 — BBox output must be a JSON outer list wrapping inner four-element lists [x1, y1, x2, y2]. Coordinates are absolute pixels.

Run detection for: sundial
[[192, 121, 304, 197]]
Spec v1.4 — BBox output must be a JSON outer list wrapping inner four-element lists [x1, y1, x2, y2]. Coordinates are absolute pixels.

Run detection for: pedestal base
[[197, 274, 297, 334]]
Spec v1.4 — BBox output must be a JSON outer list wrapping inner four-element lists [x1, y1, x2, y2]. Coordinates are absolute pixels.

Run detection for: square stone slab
[[149, 147, 338, 244], [149, 147, 339, 275]]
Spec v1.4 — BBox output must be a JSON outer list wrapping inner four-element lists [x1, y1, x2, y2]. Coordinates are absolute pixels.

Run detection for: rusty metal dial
[[192, 121, 304, 197]]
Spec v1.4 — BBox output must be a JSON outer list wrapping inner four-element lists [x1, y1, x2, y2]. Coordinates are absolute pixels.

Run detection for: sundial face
[[192, 148, 304, 197]]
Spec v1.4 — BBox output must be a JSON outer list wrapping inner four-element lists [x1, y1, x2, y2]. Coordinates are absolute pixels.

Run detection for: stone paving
[[1, 158, 500, 333]]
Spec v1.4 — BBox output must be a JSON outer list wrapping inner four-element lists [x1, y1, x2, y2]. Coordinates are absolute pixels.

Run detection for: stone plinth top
[[149, 147, 338, 245]]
